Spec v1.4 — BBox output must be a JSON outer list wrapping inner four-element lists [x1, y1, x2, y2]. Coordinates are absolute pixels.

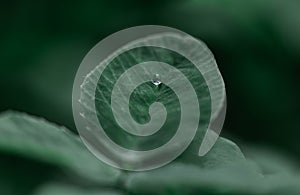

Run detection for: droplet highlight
[[152, 74, 162, 86]]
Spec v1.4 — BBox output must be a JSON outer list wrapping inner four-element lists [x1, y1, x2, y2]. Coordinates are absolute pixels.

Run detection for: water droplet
[[152, 74, 162, 86]]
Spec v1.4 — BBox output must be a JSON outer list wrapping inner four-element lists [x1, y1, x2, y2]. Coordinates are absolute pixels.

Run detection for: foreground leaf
[[3, 111, 299, 194], [125, 137, 259, 195], [33, 183, 123, 195], [0, 111, 252, 194], [0, 111, 121, 185]]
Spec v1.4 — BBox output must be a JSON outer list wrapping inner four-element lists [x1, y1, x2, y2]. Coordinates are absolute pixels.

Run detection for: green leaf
[[0, 111, 121, 185], [177, 134, 246, 168], [125, 148, 300, 195], [0, 111, 255, 194], [125, 162, 262, 195], [79, 33, 226, 167], [33, 183, 123, 195], [5, 111, 299, 195], [125, 137, 259, 195]]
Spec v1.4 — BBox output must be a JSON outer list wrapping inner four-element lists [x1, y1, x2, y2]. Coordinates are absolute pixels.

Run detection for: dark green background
[[1, 0, 299, 158]]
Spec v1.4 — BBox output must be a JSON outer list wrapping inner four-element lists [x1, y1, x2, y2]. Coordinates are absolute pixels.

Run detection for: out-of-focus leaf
[[0, 111, 121, 185], [0, 111, 261, 194], [126, 161, 300, 194], [125, 137, 300, 195], [126, 162, 263, 195], [125, 137, 260, 195], [4, 111, 300, 194], [246, 146, 300, 194], [243, 145, 299, 175], [33, 183, 123, 195]]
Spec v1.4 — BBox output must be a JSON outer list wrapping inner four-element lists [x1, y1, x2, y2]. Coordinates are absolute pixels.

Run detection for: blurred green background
[[1, 0, 299, 157]]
